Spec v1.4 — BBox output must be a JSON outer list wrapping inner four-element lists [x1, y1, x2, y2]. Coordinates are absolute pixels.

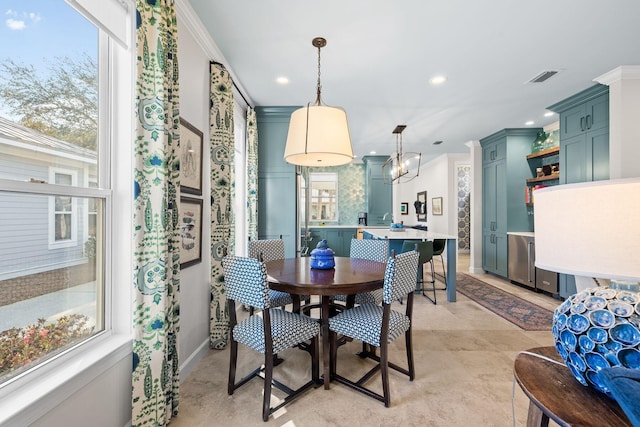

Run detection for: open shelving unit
[[525, 146, 559, 206]]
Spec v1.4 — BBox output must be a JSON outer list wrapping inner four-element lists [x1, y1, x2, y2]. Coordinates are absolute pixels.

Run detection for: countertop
[[507, 231, 535, 237], [363, 228, 456, 240], [307, 225, 388, 229]]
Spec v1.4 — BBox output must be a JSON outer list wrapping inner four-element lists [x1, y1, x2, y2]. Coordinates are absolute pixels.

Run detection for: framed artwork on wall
[[400, 202, 408, 215], [432, 197, 443, 215], [179, 117, 203, 195], [415, 191, 427, 222], [179, 196, 203, 268]]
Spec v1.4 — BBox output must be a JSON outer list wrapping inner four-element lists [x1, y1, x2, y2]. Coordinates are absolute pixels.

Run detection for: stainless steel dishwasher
[[508, 233, 536, 289]]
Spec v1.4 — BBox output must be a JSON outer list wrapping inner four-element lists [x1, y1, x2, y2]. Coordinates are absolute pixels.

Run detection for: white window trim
[[310, 172, 339, 222], [0, 0, 135, 422], [48, 167, 79, 249]]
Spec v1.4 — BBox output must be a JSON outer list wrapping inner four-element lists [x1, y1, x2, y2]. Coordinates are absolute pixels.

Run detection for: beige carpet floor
[[170, 254, 562, 427]]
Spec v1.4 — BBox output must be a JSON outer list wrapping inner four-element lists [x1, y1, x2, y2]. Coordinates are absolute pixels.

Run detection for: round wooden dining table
[[265, 256, 387, 389]]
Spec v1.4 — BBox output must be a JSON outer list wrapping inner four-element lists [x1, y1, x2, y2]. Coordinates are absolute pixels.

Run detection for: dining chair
[[328, 250, 419, 407], [332, 238, 388, 306], [248, 238, 310, 312], [432, 239, 447, 290], [401, 240, 437, 304], [223, 255, 320, 422]]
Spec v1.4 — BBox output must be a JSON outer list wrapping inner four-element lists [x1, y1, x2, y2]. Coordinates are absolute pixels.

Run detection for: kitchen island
[[362, 227, 457, 302]]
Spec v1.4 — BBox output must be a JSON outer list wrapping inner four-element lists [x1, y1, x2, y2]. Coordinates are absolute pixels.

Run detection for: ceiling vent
[[432, 140, 443, 145], [527, 70, 559, 83]]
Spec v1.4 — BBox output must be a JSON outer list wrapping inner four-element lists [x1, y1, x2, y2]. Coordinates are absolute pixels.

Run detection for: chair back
[[383, 250, 419, 304], [248, 239, 285, 262], [222, 256, 270, 309], [401, 240, 434, 264], [350, 238, 389, 263], [432, 239, 446, 256]]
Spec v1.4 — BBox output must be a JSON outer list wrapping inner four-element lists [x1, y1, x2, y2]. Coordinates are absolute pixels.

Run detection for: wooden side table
[[514, 347, 631, 427]]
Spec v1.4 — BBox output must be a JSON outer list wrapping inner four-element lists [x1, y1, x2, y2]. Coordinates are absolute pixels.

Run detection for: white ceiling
[[188, 0, 640, 164]]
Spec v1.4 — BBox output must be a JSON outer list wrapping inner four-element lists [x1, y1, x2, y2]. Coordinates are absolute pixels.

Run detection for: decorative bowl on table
[[310, 239, 335, 269]]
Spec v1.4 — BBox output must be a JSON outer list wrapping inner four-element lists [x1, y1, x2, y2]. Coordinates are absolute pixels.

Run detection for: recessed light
[[544, 111, 554, 117], [525, 121, 535, 126], [429, 75, 447, 85], [369, 151, 376, 155], [276, 76, 289, 85]]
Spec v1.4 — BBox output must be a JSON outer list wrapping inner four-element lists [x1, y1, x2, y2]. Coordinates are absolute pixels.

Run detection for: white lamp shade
[[534, 178, 640, 281], [284, 105, 353, 166]]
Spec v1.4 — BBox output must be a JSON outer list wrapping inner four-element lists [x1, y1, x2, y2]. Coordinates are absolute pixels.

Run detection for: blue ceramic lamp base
[[552, 281, 640, 395]]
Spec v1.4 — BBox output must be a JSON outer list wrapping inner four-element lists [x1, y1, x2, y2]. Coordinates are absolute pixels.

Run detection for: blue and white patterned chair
[[248, 238, 310, 311], [223, 256, 320, 422], [328, 250, 419, 407], [332, 238, 388, 306]]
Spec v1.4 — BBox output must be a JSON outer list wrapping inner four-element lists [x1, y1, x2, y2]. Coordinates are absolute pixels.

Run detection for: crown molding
[[594, 65, 640, 86]]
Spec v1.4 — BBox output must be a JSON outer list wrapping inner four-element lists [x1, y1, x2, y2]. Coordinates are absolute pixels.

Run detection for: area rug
[[456, 273, 553, 331]]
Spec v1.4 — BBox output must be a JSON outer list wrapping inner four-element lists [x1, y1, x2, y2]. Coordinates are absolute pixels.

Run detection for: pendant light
[[284, 37, 353, 166], [382, 125, 422, 184]]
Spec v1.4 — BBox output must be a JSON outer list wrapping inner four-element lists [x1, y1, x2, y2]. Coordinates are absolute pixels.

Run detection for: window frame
[[310, 172, 339, 222], [0, 1, 134, 422]]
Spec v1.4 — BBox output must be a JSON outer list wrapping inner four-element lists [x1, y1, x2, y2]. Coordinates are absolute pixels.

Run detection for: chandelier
[[284, 37, 353, 167], [382, 125, 422, 184]]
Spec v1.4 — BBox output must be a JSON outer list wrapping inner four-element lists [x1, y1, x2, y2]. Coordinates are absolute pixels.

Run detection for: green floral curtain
[[246, 107, 258, 241], [209, 62, 234, 349], [132, 0, 180, 425]]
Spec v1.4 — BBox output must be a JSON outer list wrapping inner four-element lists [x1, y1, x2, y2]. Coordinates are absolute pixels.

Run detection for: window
[[310, 172, 338, 222], [0, 0, 106, 387], [49, 168, 78, 247]]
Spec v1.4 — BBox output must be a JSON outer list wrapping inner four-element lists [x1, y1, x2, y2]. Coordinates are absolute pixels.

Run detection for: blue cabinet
[[363, 156, 392, 226], [255, 106, 299, 258], [548, 85, 609, 185], [308, 227, 356, 257], [481, 129, 540, 278], [548, 85, 609, 298]]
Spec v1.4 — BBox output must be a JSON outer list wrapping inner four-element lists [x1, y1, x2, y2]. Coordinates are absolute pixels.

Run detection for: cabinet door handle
[[527, 241, 533, 283], [580, 116, 585, 131], [586, 114, 592, 129]]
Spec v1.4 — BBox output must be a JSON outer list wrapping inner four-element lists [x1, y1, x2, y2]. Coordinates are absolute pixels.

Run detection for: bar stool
[[401, 240, 437, 304], [432, 239, 447, 290]]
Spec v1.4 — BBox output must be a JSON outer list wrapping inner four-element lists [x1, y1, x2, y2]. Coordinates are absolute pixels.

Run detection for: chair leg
[[228, 338, 238, 395], [405, 328, 415, 381], [263, 349, 274, 422], [312, 335, 320, 384], [380, 341, 391, 408], [422, 260, 437, 305], [436, 253, 447, 290]]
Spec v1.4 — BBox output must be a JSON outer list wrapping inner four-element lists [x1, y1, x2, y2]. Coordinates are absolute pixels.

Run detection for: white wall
[[394, 153, 469, 237], [175, 14, 214, 381]]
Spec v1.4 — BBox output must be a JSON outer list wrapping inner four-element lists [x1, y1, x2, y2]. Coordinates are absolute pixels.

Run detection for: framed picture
[[416, 191, 427, 222], [179, 196, 203, 268], [432, 197, 443, 216], [400, 202, 409, 215], [179, 117, 203, 195]]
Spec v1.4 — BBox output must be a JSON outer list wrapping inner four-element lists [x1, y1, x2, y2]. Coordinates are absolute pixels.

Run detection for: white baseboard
[[179, 338, 211, 382], [467, 267, 486, 274]]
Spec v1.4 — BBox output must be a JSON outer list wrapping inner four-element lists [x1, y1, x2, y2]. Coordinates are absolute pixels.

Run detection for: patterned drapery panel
[[132, 0, 181, 425], [209, 62, 234, 349], [246, 107, 258, 242]]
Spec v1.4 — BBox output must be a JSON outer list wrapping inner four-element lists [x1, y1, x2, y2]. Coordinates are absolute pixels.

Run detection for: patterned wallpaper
[[309, 163, 366, 225], [457, 165, 471, 251]]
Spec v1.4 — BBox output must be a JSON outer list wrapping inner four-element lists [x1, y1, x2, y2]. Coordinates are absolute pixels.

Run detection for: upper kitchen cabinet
[[362, 156, 391, 226], [548, 85, 609, 184], [255, 106, 299, 257], [480, 128, 540, 278]]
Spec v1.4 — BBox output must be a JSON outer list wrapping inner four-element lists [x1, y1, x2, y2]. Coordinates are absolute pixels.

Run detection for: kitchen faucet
[[383, 212, 393, 222]]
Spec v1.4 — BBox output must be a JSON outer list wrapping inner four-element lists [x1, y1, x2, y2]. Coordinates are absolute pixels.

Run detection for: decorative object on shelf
[[432, 197, 443, 216], [382, 125, 422, 184], [530, 130, 549, 154], [535, 178, 640, 395], [310, 239, 335, 269], [400, 202, 408, 215], [415, 191, 427, 222], [284, 37, 353, 166]]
